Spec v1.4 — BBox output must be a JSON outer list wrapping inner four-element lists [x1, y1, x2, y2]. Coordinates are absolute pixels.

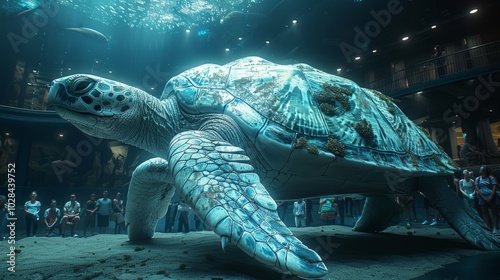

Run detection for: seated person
[[61, 194, 80, 237], [460, 138, 485, 165], [44, 200, 62, 237]]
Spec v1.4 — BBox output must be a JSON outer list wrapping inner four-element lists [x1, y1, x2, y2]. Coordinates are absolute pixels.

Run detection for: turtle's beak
[[47, 80, 65, 108], [47, 78, 85, 111]]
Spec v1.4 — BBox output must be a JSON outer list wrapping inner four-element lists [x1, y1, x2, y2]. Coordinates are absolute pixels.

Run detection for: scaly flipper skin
[[125, 158, 175, 241], [168, 130, 327, 278]]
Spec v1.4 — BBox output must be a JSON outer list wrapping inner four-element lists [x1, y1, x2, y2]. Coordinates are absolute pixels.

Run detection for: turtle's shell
[[162, 57, 456, 174]]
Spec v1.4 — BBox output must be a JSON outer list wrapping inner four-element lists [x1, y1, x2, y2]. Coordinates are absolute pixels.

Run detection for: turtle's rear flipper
[[418, 176, 500, 250], [125, 158, 175, 240], [353, 195, 402, 232], [168, 131, 328, 278]]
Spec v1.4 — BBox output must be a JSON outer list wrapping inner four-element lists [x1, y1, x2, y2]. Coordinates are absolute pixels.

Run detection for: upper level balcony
[[367, 40, 500, 98]]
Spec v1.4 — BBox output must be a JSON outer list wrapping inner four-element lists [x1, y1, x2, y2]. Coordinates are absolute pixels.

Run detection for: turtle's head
[[48, 74, 153, 143]]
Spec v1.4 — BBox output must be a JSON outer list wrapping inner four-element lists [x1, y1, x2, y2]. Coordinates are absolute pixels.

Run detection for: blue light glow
[[197, 29, 208, 36], [24, 0, 38, 9]]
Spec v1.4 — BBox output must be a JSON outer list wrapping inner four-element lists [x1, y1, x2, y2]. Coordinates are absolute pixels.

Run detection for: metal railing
[[367, 40, 500, 96]]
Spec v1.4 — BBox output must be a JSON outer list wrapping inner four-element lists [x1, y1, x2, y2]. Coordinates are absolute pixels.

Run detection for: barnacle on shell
[[410, 154, 419, 167], [323, 83, 353, 96], [319, 103, 335, 116], [307, 145, 319, 155], [315, 83, 352, 116], [293, 136, 308, 149], [355, 119, 374, 145], [326, 138, 345, 157]]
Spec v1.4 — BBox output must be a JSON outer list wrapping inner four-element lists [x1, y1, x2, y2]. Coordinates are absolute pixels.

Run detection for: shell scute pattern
[[168, 57, 455, 173], [225, 62, 328, 137], [185, 64, 229, 89]]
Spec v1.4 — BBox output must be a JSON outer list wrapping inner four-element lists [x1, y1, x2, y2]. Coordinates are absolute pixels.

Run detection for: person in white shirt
[[61, 194, 80, 237], [293, 199, 306, 227], [459, 170, 475, 208], [176, 200, 191, 233], [24, 191, 41, 237]]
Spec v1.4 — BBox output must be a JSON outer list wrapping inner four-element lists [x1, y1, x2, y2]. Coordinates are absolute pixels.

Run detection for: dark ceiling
[[237, 0, 500, 73]]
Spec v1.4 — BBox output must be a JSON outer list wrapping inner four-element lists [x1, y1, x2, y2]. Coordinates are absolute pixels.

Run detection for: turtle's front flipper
[[168, 131, 327, 278], [418, 176, 500, 250], [125, 158, 175, 240]]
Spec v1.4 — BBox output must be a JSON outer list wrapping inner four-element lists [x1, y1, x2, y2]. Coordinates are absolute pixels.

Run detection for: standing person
[[304, 199, 313, 226], [43, 200, 62, 237], [61, 194, 80, 237], [461, 137, 485, 165], [84, 193, 97, 237], [459, 170, 476, 208], [420, 192, 440, 226], [0, 195, 7, 241], [475, 165, 499, 233], [453, 171, 462, 197], [112, 192, 124, 234], [24, 191, 41, 237], [176, 200, 190, 233], [335, 196, 346, 226], [319, 197, 338, 225], [293, 199, 306, 228], [96, 190, 113, 234], [164, 202, 178, 233], [397, 195, 414, 229], [345, 197, 353, 217], [432, 45, 446, 78], [193, 214, 204, 231], [352, 195, 365, 220]]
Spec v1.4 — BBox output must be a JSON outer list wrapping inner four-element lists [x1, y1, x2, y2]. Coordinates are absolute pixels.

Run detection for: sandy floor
[[1, 224, 492, 280]]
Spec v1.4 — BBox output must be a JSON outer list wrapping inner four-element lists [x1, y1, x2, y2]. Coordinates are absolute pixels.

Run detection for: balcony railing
[[367, 40, 500, 96]]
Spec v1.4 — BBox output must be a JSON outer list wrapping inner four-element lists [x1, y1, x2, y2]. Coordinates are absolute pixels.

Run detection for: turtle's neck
[[121, 93, 181, 158]]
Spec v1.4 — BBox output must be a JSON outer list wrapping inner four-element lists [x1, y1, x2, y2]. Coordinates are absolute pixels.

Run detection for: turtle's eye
[[70, 76, 95, 96]]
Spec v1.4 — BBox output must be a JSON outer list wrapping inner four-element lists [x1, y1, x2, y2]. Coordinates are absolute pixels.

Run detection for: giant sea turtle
[[47, 56, 499, 278]]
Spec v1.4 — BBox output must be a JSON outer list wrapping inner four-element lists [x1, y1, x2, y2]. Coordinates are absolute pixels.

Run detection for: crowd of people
[[286, 165, 499, 233], [0, 165, 498, 241], [397, 165, 499, 233], [162, 200, 211, 234], [456, 165, 499, 234], [0, 190, 125, 239], [284, 195, 365, 228]]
